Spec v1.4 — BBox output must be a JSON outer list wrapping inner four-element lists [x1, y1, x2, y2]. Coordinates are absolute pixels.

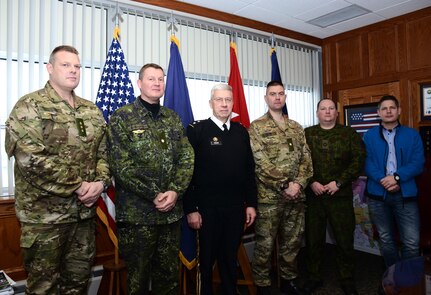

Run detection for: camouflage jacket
[[305, 124, 365, 198], [249, 112, 313, 203], [5, 82, 111, 224], [107, 98, 194, 225]]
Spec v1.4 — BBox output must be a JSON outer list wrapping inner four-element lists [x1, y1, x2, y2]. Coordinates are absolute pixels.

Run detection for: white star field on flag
[[95, 39, 134, 122]]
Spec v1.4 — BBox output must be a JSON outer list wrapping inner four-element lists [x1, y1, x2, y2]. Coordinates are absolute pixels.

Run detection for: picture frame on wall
[[344, 103, 380, 137], [420, 83, 431, 121]]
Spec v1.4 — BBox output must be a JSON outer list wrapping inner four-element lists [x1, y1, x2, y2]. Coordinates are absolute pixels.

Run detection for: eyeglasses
[[212, 97, 233, 103], [267, 92, 286, 98]]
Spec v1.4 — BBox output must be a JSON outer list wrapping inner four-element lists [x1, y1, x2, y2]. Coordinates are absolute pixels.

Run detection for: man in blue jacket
[[363, 95, 424, 270]]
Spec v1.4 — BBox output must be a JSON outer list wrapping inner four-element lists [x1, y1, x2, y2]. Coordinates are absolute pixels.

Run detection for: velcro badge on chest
[[76, 118, 87, 137], [262, 131, 276, 137], [321, 139, 329, 149], [210, 136, 223, 146], [286, 138, 294, 152]]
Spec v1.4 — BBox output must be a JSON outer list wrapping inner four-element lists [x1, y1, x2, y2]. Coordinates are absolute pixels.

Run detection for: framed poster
[[344, 103, 380, 137], [420, 83, 431, 120]]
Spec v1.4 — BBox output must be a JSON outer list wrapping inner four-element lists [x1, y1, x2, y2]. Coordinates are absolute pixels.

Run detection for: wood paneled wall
[[322, 6, 431, 129]]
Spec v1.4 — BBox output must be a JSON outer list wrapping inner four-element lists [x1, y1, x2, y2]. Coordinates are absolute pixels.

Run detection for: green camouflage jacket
[[5, 82, 111, 224], [304, 124, 365, 197], [249, 112, 313, 203], [107, 98, 194, 225]]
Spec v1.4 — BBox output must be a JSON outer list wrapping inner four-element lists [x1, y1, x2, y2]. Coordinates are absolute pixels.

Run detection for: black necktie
[[222, 123, 228, 132]]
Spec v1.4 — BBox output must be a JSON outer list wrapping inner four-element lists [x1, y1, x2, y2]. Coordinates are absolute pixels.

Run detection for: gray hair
[[210, 83, 232, 99]]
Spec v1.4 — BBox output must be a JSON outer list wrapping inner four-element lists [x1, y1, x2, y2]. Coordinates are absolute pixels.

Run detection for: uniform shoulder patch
[[189, 120, 203, 128]]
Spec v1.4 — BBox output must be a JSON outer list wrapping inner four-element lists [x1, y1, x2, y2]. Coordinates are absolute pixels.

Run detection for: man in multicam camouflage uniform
[[249, 80, 313, 295], [5, 45, 111, 295], [107, 63, 194, 295], [303, 99, 365, 295]]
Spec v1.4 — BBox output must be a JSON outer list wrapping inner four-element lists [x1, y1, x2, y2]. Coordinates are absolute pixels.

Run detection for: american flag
[[95, 29, 135, 250], [345, 104, 381, 136], [95, 37, 134, 122]]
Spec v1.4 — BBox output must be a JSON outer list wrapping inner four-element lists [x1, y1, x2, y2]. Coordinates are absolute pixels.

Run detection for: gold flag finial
[[113, 26, 120, 40]]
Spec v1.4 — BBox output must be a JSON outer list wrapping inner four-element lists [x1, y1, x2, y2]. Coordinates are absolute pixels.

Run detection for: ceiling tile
[[177, 0, 250, 14], [349, 0, 412, 11], [234, 5, 284, 26], [275, 17, 321, 33], [252, 0, 334, 17], [374, 0, 431, 18], [308, 27, 344, 38]]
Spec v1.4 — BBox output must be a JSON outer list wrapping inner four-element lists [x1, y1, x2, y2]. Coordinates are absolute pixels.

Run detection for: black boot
[[280, 279, 303, 295], [302, 280, 323, 294], [256, 285, 272, 295]]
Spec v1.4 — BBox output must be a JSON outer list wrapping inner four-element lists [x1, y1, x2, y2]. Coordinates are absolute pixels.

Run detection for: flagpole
[[112, 26, 120, 267]]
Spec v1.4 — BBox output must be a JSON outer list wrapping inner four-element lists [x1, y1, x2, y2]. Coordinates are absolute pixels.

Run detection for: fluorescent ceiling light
[[307, 4, 371, 28]]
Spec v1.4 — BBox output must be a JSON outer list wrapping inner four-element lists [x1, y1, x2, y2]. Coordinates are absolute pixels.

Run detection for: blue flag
[[164, 36, 194, 128], [95, 31, 135, 122], [164, 35, 197, 270], [271, 48, 288, 115]]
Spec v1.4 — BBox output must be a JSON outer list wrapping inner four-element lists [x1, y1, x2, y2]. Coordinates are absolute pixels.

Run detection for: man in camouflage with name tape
[[249, 80, 313, 295], [107, 63, 194, 295], [303, 98, 365, 295], [5, 45, 111, 295]]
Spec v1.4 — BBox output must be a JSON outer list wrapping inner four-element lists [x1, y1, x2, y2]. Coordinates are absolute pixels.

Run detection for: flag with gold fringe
[[164, 35, 197, 270], [95, 26, 135, 252]]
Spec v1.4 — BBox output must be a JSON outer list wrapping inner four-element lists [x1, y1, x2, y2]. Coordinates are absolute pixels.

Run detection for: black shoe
[[302, 280, 323, 294], [340, 283, 358, 295], [280, 279, 304, 295], [256, 286, 272, 295]]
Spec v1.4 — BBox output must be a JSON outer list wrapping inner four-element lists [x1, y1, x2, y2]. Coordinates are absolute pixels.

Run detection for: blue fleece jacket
[[363, 124, 424, 200]]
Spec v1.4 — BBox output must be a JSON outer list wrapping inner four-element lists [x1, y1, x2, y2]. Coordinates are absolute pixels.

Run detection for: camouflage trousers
[[20, 219, 96, 295], [252, 201, 305, 286], [118, 220, 181, 295], [305, 195, 355, 283]]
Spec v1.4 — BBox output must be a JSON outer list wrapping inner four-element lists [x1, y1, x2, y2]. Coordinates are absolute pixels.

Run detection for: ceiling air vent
[[307, 4, 371, 28]]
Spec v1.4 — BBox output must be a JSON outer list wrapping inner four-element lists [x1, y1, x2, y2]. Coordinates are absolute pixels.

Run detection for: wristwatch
[[394, 173, 400, 183], [100, 180, 109, 192], [336, 181, 342, 188]]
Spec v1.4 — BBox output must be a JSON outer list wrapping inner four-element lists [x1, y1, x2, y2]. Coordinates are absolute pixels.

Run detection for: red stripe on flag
[[96, 188, 118, 248]]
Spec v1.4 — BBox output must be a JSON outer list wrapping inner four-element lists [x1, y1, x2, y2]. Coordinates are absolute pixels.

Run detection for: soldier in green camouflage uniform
[[303, 99, 365, 295], [249, 81, 313, 295], [5, 45, 111, 295], [107, 63, 194, 295]]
